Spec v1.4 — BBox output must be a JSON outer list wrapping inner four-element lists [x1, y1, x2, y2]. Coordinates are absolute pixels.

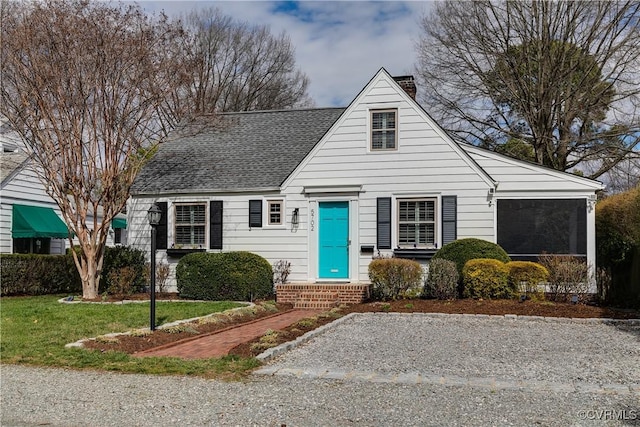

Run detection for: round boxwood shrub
[[507, 261, 549, 300], [462, 258, 513, 299], [423, 258, 458, 300], [431, 238, 510, 279], [176, 251, 273, 301], [368, 257, 423, 301]]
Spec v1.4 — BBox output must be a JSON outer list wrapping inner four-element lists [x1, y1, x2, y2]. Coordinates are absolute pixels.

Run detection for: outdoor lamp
[[147, 202, 161, 330], [147, 203, 162, 226], [292, 208, 299, 225]]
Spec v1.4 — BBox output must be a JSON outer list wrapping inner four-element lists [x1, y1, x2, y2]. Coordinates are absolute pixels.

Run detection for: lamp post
[[147, 203, 162, 331]]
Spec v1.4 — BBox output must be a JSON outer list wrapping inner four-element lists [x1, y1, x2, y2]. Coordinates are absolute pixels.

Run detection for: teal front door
[[318, 201, 349, 279]]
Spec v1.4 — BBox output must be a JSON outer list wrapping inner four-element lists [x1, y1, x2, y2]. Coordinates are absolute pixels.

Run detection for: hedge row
[[176, 251, 273, 301], [596, 186, 640, 308], [1, 253, 81, 296], [1, 245, 147, 296]]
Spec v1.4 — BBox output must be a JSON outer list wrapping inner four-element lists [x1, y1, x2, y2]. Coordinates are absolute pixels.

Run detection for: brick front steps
[[276, 283, 370, 308]]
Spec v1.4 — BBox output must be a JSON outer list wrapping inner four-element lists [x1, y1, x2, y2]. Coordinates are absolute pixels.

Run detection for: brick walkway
[[133, 309, 319, 359]]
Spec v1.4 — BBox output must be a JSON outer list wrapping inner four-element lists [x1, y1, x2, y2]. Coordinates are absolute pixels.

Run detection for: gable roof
[[282, 68, 497, 190], [131, 108, 345, 195], [0, 151, 29, 186], [461, 143, 604, 191]]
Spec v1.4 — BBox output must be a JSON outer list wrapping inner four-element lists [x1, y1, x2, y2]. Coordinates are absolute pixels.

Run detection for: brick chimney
[[393, 75, 416, 100]]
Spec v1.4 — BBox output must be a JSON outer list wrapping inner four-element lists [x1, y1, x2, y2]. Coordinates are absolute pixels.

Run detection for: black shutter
[[156, 202, 168, 250], [210, 201, 223, 249], [377, 197, 392, 249], [441, 195, 457, 246], [249, 200, 262, 228]]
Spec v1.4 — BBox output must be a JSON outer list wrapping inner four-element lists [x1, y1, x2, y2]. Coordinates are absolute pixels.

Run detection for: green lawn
[[0, 295, 261, 378]]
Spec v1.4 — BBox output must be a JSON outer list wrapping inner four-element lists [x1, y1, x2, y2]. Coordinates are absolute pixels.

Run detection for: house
[[128, 68, 603, 303], [0, 119, 127, 254]]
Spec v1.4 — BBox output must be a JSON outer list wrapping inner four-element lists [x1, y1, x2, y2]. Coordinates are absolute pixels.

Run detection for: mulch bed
[[81, 296, 639, 358]]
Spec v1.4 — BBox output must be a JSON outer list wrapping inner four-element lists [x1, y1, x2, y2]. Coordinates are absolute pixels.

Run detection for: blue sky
[[135, 1, 433, 107]]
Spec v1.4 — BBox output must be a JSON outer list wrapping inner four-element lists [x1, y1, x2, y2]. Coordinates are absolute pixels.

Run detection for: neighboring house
[[128, 68, 603, 302], [0, 119, 126, 254]]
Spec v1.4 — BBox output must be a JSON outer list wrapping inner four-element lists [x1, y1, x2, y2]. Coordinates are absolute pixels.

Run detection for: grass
[[0, 295, 261, 378]]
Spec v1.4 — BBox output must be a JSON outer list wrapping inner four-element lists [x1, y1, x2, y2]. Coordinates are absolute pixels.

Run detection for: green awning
[[111, 217, 127, 229], [12, 204, 70, 239]]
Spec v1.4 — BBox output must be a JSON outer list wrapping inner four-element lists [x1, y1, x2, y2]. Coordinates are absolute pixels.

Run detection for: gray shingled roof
[[0, 151, 28, 185], [131, 108, 345, 195]]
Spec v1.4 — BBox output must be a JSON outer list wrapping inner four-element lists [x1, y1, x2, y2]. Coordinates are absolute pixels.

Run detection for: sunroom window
[[371, 110, 397, 150], [398, 198, 436, 248], [175, 204, 206, 246]]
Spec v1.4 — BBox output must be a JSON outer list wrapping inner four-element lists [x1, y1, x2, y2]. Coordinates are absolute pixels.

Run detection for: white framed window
[[267, 200, 283, 225], [397, 198, 436, 248], [174, 203, 206, 246], [371, 109, 397, 150]]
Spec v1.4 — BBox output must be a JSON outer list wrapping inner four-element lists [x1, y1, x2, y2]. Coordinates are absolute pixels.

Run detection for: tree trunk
[[72, 242, 104, 300]]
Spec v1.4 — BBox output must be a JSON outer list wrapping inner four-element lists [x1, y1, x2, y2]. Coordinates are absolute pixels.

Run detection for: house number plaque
[[310, 208, 315, 231]]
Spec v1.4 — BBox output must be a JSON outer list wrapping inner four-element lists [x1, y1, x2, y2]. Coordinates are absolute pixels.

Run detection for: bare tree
[[415, 0, 640, 178], [182, 7, 312, 113], [1, 0, 190, 299]]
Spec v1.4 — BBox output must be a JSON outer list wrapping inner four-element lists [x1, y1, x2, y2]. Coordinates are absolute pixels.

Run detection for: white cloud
[[134, 1, 433, 107]]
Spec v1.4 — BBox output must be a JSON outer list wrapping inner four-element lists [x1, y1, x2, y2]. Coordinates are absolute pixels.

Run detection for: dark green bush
[[0, 253, 81, 296], [431, 238, 511, 280], [423, 258, 458, 300], [462, 258, 513, 299], [101, 246, 147, 294], [368, 258, 423, 301], [176, 251, 273, 301]]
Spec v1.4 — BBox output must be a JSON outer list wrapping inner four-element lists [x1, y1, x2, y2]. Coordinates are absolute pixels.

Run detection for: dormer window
[[371, 109, 397, 150]]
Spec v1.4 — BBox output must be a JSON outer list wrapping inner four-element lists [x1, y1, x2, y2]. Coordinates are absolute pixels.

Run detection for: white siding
[[283, 72, 495, 283], [0, 162, 67, 254], [462, 145, 603, 193], [128, 194, 310, 291], [1, 160, 119, 253]]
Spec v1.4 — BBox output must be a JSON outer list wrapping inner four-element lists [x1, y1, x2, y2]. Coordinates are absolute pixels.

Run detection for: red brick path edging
[[133, 309, 319, 359]]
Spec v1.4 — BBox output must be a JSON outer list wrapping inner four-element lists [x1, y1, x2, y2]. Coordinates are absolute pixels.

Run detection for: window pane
[[176, 205, 205, 224], [398, 199, 436, 247], [372, 132, 383, 150], [175, 225, 205, 245]]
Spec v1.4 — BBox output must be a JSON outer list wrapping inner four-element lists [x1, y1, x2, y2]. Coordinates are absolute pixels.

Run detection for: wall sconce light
[[587, 194, 597, 212], [292, 208, 299, 225], [487, 187, 496, 206]]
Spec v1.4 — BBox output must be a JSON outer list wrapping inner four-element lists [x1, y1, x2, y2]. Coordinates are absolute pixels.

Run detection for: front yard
[[0, 295, 259, 379]]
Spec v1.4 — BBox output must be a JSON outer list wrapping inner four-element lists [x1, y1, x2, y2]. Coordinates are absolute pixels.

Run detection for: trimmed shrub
[[462, 258, 512, 299], [431, 238, 510, 280], [368, 258, 423, 301], [596, 186, 640, 308], [507, 261, 549, 300], [424, 258, 458, 300], [101, 246, 146, 294], [0, 253, 81, 296], [176, 251, 273, 301], [538, 255, 591, 301]]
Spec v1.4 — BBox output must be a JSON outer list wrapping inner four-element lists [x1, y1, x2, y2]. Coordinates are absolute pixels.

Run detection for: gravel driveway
[[2, 313, 639, 426]]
